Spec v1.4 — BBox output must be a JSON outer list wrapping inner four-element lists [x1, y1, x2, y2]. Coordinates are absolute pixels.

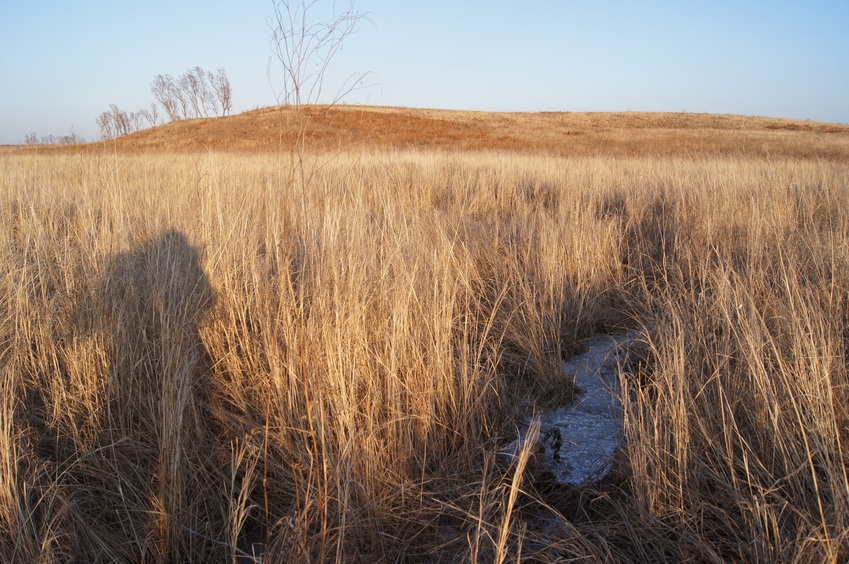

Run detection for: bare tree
[[268, 0, 371, 106], [152, 74, 181, 121], [96, 105, 136, 140], [57, 133, 82, 145], [196, 66, 217, 117], [26, 127, 85, 144], [65, 126, 84, 144], [210, 68, 232, 116], [130, 111, 146, 132], [173, 79, 192, 120], [148, 102, 160, 126], [266, 0, 372, 230], [179, 71, 201, 118], [139, 102, 159, 128], [151, 67, 232, 121], [111, 104, 131, 136], [97, 111, 116, 140]]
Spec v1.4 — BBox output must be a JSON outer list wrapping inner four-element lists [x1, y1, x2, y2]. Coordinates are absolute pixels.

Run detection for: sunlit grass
[[1, 149, 847, 561]]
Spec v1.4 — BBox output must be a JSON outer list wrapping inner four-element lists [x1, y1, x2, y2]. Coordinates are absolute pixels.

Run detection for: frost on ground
[[503, 333, 641, 486]]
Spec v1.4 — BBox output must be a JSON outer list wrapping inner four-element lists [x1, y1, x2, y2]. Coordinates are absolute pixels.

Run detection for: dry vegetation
[[1, 108, 848, 561], [6, 105, 849, 159]]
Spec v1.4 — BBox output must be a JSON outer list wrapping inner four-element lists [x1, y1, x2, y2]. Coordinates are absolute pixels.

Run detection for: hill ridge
[[7, 105, 849, 158]]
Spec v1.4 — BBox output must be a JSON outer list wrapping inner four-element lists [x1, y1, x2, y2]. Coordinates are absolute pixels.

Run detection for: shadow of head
[[103, 229, 215, 326], [98, 229, 216, 390]]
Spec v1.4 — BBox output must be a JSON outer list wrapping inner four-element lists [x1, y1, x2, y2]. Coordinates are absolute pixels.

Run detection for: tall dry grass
[[0, 149, 846, 561]]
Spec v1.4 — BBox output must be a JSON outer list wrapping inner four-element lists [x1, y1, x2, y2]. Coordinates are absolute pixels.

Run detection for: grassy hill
[[7, 105, 849, 158]]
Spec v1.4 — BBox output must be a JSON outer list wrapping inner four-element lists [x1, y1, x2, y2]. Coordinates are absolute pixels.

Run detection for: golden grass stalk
[[0, 149, 846, 561]]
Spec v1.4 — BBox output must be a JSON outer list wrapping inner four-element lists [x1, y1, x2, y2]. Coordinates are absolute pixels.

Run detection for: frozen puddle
[[503, 333, 641, 486]]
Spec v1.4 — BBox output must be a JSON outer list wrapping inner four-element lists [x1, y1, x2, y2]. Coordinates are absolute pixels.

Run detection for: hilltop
[[5, 105, 849, 159]]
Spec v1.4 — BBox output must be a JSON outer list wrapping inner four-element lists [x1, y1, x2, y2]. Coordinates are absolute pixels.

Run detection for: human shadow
[[92, 229, 221, 560]]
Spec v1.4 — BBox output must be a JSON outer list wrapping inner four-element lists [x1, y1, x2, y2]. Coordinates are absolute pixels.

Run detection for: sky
[[1, 1, 847, 144]]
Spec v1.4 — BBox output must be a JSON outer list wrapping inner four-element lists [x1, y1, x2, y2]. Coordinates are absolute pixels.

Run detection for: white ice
[[504, 333, 639, 486]]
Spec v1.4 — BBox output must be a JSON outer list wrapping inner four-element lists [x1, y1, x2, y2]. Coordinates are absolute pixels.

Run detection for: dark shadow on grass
[[91, 229, 223, 560]]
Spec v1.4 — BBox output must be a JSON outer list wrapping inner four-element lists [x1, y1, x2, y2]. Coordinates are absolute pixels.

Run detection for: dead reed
[[0, 149, 846, 561]]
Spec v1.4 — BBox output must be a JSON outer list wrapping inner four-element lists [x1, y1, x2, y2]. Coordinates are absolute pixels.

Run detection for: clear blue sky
[[1, 1, 847, 144]]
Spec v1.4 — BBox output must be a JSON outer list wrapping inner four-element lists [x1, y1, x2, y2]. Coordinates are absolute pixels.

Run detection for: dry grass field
[[2, 107, 848, 561]]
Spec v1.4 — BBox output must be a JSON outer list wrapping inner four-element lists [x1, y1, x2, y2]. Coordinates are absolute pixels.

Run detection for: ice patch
[[503, 333, 640, 486]]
